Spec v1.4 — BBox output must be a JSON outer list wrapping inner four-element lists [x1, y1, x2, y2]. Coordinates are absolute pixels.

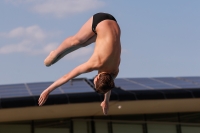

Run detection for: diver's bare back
[[92, 20, 121, 75]]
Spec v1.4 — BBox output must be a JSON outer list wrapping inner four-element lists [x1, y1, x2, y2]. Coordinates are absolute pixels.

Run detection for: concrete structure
[[0, 77, 200, 133]]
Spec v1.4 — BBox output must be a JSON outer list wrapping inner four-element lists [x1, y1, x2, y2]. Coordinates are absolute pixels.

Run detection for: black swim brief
[[92, 13, 117, 34]]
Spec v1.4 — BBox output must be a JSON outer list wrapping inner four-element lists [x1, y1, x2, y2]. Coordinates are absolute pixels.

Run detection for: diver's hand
[[38, 89, 50, 106], [101, 101, 109, 115]]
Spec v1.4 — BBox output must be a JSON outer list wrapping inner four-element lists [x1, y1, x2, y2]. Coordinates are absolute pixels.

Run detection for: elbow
[[61, 73, 70, 82], [60, 75, 69, 84]]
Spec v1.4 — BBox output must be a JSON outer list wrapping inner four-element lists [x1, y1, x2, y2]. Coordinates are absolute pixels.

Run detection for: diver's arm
[[38, 60, 98, 106], [101, 90, 111, 115]]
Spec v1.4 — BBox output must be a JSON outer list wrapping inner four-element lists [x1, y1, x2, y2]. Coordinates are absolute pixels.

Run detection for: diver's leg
[[50, 35, 97, 65], [44, 17, 95, 66]]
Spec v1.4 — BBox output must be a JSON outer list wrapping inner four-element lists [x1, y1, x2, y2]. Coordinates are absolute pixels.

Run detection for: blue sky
[[0, 0, 200, 85]]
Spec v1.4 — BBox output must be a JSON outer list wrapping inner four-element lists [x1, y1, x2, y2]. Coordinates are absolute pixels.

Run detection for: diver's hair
[[95, 73, 115, 94]]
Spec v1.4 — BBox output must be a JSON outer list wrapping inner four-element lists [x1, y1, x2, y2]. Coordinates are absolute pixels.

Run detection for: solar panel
[[115, 77, 200, 91], [154, 77, 200, 89], [178, 77, 200, 86], [1, 77, 199, 99], [60, 79, 95, 93], [0, 79, 94, 99], [128, 78, 176, 90], [27, 82, 62, 96], [0, 84, 29, 98], [114, 78, 151, 91]]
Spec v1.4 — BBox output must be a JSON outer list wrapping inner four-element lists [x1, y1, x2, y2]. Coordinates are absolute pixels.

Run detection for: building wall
[[1, 112, 200, 133]]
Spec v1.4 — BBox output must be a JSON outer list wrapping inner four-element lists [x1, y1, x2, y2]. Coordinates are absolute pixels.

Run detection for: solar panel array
[[114, 77, 200, 91], [179, 77, 200, 85], [0, 77, 200, 99], [0, 84, 29, 98], [0, 79, 95, 98], [61, 80, 94, 93], [27, 82, 60, 95]]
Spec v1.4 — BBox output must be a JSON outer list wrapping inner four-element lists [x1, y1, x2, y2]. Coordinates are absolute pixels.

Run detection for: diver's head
[[93, 72, 115, 94]]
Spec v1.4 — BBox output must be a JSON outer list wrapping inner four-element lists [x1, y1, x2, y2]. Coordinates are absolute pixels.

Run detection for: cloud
[[0, 25, 94, 60], [32, 0, 105, 18], [5, 0, 105, 18], [0, 25, 58, 55], [0, 40, 31, 54], [0, 40, 58, 55], [0, 25, 46, 41]]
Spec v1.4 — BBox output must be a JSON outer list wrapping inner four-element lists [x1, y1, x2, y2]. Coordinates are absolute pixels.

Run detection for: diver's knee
[[70, 36, 83, 47]]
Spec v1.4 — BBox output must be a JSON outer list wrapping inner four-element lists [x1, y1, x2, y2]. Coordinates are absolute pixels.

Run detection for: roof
[[0, 77, 200, 109]]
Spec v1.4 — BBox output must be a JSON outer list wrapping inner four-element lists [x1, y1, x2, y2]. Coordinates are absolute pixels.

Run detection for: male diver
[[38, 13, 121, 115]]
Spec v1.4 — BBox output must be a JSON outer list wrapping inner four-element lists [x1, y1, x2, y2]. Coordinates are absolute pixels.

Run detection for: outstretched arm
[[38, 61, 97, 106]]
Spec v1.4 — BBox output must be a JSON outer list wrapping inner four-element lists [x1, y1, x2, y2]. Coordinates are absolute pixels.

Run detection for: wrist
[[46, 88, 52, 93]]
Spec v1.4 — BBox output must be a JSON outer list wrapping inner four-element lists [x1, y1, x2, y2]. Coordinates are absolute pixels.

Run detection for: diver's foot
[[44, 51, 57, 67]]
